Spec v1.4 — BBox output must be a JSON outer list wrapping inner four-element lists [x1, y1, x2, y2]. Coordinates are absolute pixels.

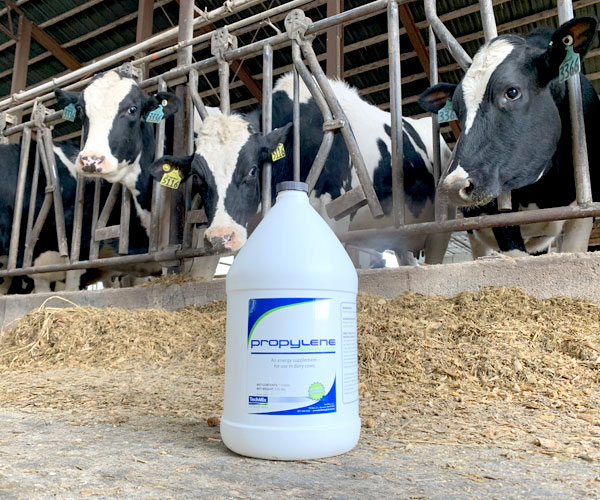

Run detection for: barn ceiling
[[0, 0, 599, 144]]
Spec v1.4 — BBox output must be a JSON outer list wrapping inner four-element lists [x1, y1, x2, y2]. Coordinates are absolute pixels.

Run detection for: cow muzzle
[[78, 151, 106, 174], [440, 165, 479, 206], [205, 228, 240, 251]]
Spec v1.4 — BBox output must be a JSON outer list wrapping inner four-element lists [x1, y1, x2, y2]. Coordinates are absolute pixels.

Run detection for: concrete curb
[[2, 251, 599, 331]]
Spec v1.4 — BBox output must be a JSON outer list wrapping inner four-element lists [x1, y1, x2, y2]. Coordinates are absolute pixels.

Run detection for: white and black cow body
[[419, 17, 600, 256], [0, 139, 102, 294], [151, 73, 453, 265]]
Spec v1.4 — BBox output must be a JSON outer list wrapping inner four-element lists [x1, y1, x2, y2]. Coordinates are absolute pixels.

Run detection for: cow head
[[419, 17, 598, 207], [149, 114, 292, 251], [54, 70, 180, 184]]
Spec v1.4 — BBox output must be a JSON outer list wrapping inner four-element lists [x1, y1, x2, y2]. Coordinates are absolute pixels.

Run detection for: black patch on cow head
[[376, 124, 434, 218]]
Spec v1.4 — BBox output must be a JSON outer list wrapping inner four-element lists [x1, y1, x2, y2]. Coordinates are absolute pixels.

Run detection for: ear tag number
[[437, 99, 458, 123], [559, 45, 580, 84], [62, 103, 77, 122], [271, 142, 286, 162], [160, 166, 182, 189], [146, 104, 165, 123]]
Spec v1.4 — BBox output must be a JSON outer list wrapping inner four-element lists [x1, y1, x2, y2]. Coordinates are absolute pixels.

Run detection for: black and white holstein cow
[[148, 73, 453, 266], [55, 69, 222, 282], [419, 17, 600, 257], [0, 139, 94, 294]]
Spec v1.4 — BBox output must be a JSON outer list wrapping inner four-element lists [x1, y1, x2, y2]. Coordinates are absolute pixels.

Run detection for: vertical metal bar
[[292, 43, 301, 182], [219, 60, 231, 114], [557, 0, 593, 205], [8, 126, 31, 269], [262, 43, 274, 215], [70, 128, 86, 263], [388, 0, 404, 227], [89, 179, 102, 260], [119, 185, 131, 254], [25, 145, 40, 250], [23, 194, 53, 268], [42, 127, 69, 257], [429, 26, 448, 224], [479, 0, 498, 41], [189, 69, 209, 121], [150, 79, 167, 252]]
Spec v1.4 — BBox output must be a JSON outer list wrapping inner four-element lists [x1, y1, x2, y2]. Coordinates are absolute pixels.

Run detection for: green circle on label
[[308, 382, 325, 401]]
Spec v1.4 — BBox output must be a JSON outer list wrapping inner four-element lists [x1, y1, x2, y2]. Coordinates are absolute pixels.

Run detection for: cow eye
[[128, 105, 138, 114], [504, 87, 521, 101], [248, 167, 258, 177]]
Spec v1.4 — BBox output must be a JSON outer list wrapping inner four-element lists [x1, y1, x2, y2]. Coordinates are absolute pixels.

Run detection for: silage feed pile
[[1, 287, 600, 457]]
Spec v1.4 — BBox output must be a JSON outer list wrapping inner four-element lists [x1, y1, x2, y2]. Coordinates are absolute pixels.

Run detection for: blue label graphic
[[252, 379, 337, 415], [247, 297, 326, 346]]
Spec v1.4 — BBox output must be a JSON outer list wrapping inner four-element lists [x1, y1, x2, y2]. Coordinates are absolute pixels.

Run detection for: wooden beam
[[326, 0, 343, 78], [136, 0, 155, 79], [5, 0, 81, 70], [10, 14, 30, 95], [397, 4, 428, 81]]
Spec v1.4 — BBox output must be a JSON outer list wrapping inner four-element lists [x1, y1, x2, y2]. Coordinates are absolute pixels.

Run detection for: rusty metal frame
[[0, 0, 596, 282]]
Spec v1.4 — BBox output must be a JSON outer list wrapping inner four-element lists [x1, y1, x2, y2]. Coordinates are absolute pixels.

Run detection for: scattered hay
[[1, 286, 600, 457], [0, 296, 226, 372]]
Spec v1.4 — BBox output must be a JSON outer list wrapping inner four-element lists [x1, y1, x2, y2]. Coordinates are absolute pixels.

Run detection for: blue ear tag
[[62, 103, 77, 122], [559, 45, 580, 84], [146, 104, 165, 123], [438, 99, 458, 123]]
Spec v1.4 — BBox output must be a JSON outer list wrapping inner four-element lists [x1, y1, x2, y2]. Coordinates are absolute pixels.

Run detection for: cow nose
[[80, 154, 105, 173], [458, 179, 475, 202], [208, 233, 234, 250]]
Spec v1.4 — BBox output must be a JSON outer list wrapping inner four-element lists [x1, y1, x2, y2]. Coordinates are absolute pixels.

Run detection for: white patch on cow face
[[196, 114, 253, 251], [79, 71, 137, 176], [462, 39, 514, 134], [444, 164, 469, 186], [53, 145, 78, 178]]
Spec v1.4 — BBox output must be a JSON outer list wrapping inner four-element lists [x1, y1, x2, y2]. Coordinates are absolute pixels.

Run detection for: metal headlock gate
[[0, 0, 597, 285]]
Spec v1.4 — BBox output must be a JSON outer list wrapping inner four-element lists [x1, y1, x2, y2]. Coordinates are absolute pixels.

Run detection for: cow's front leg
[[559, 217, 593, 253]]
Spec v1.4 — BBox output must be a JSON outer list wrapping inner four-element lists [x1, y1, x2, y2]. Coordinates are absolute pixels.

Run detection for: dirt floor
[[1, 287, 600, 498]]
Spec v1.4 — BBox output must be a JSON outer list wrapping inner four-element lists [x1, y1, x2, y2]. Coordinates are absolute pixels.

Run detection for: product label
[[246, 297, 338, 415]]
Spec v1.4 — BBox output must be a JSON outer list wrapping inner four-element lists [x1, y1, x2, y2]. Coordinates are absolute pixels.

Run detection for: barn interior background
[[0, 0, 599, 270]]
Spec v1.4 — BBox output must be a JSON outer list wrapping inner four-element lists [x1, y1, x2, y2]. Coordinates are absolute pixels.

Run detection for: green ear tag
[[559, 45, 580, 84], [160, 166, 182, 189], [146, 104, 165, 123], [271, 142, 286, 162], [437, 99, 458, 123], [62, 103, 77, 122]]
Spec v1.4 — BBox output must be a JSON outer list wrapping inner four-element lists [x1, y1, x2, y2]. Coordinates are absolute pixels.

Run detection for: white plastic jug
[[220, 181, 360, 460]]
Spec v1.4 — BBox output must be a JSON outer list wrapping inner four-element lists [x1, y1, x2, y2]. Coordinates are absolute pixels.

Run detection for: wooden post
[[136, 0, 154, 80], [10, 14, 31, 128], [326, 0, 343, 78]]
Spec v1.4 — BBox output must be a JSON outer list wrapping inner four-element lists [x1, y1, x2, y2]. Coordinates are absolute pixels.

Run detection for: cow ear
[[259, 122, 293, 162], [148, 155, 194, 188], [418, 83, 457, 113], [538, 16, 598, 86], [54, 89, 82, 109], [143, 92, 181, 121]]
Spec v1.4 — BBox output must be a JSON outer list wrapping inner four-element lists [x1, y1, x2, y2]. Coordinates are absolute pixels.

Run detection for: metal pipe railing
[[7, 126, 31, 270], [424, 0, 472, 71], [388, 0, 405, 227], [0, 0, 273, 112], [558, 0, 593, 206], [261, 43, 274, 216]]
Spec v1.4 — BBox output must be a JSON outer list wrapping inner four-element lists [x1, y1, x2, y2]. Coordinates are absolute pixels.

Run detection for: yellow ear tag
[[271, 142, 286, 162], [160, 166, 182, 189]]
